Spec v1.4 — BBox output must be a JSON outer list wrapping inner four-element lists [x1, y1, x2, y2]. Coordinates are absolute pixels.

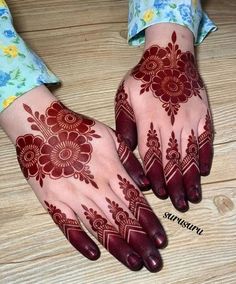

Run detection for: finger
[[44, 200, 100, 260], [110, 129, 150, 190], [142, 122, 168, 199], [181, 129, 202, 203], [163, 131, 189, 212], [198, 110, 214, 176], [104, 196, 163, 272], [115, 81, 137, 150], [112, 174, 167, 249], [80, 201, 143, 271]]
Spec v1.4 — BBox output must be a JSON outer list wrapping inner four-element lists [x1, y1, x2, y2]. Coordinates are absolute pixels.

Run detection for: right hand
[[0, 85, 167, 272]]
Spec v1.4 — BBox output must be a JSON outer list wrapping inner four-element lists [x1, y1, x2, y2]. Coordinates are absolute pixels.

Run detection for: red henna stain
[[164, 131, 182, 184], [16, 102, 100, 188], [117, 175, 167, 248], [131, 31, 204, 125], [45, 201, 99, 260]]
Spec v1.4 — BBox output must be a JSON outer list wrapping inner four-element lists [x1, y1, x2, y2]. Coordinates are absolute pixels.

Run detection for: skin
[[115, 23, 214, 212], [0, 85, 167, 272]]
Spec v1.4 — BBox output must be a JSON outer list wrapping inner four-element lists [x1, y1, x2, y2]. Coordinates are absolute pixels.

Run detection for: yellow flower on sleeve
[[0, 0, 7, 7], [3, 45, 19, 58], [3, 96, 17, 109], [143, 9, 155, 23]]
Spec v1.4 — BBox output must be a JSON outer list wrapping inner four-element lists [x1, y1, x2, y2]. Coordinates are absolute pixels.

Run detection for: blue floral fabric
[[128, 0, 217, 46], [0, 0, 59, 112]]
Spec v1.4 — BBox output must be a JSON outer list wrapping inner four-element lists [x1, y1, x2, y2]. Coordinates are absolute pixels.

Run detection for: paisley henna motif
[[16, 102, 100, 188], [131, 31, 204, 124]]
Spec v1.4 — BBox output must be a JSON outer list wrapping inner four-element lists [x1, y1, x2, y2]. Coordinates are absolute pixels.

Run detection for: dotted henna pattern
[[16, 102, 100, 188], [131, 31, 204, 124]]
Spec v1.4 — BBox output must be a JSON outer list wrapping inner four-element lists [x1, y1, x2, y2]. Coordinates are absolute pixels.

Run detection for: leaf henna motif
[[131, 31, 204, 125], [16, 101, 100, 188]]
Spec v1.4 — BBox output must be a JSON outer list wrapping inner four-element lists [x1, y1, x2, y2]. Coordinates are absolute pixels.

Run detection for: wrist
[[0, 85, 58, 142], [145, 23, 194, 54]]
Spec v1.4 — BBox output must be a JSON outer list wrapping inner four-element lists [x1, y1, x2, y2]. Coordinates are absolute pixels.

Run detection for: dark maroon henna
[[143, 123, 167, 198], [106, 198, 162, 272], [115, 81, 137, 150], [164, 132, 188, 212], [117, 175, 167, 248], [45, 201, 100, 260], [198, 111, 214, 176], [116, 133, 150, 190], [16, 102, 100, 188], [82, 205, 143, 271], [182, 130, 201, 203], [131, 31, 204, 125]]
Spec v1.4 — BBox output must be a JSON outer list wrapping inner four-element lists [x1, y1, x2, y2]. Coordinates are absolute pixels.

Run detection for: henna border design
[[198, 111, 213, 149]]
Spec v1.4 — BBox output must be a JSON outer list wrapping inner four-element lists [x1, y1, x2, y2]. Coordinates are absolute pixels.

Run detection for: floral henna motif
[[164, 131, 181, 184], [115, 82, 135, 123], [106, 198, 147, 243], [182, 130, 199, 175], [131, 31, 204, 124], [143, 123, 162, 173], [16, 102, 100, 188], [198, 111, 213, 149], [45, 201, 83, 241], [82, 205, 122, 250]]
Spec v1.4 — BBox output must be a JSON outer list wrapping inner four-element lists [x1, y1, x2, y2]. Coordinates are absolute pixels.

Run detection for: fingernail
[[139, 174, 150, 188], [201, 164, 210, 176], [87, 248, 100, 260], [157, 187, 168, 199], [176, 198, 189, 212], [127, 253, 143, 270], [189, 186, 201, 203], [145, 254, 163, 272], [153, 231, 168, 248]]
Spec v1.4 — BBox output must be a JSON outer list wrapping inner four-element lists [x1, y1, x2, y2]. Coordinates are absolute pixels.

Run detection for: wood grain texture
[[0, 0, 236, 283]]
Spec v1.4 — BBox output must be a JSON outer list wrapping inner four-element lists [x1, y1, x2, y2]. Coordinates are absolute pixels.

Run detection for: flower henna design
[[115, 82, 135, 123], [164, 131, 182, 184], [182, 130, 199, 175], [131, 31, 204, 124], [16, 102, 100, 188]]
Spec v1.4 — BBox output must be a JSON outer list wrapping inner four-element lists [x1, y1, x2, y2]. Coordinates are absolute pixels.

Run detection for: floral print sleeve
[[128, 0, 217, 46], [0, 0, 59, 112]]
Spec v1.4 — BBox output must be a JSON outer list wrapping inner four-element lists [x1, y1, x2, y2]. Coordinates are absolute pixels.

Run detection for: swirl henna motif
[[16, 102, 100, 188], [131, 31, 204, 124]]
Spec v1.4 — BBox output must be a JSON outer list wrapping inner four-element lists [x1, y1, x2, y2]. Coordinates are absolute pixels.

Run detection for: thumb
[[115, 81, 137, 150]]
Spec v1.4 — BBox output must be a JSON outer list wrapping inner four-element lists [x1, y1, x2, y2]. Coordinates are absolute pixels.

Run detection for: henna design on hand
[[116, 133, 149, 189], [143, 123, 167, 198], [164, 131, 181, 184], [82, 204, 143, 270], [117, 175, 167, 248], [16, 102, 100, 188], [131, 32, 204, 124], [198, 111, 214, 175], [45, 201, 100, 260], [106, 197, 163, 272], [115, 82, 137, 150]]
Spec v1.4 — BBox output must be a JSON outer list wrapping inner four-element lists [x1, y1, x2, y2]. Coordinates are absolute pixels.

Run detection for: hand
[[115, 24, 214, 212], [0, 85, 167, 272]]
